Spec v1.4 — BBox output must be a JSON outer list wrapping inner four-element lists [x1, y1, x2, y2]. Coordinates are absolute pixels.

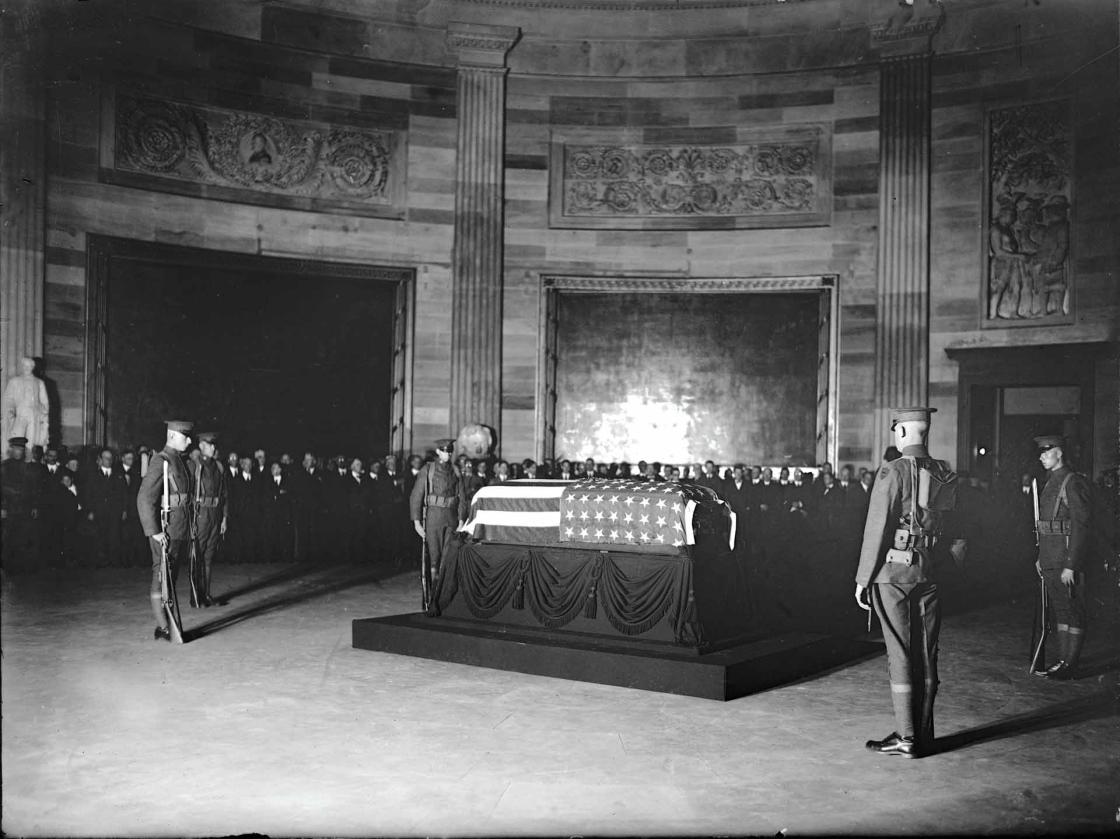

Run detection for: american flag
[[559, 478, 712, 555], [459, 480, 568, 544]]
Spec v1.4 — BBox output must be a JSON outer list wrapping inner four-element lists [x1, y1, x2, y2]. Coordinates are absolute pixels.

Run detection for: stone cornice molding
[[446, 22, 521, 68], [869, 1, 945, 57]]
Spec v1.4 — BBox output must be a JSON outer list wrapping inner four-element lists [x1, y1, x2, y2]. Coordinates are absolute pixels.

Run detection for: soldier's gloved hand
[[413, 521, 425, 539], [1060, 567, 1075, 586], [152, 532, 167, 547], [1035, 559, 1043, 578], [220, 519, 227, 537], [854, 583, 871, 612], [949, 538, 967, 568]]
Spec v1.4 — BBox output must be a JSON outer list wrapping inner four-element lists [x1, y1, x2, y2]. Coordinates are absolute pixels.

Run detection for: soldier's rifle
[[420, 500, 434, 611], [161, 460, 185, 644], [188, 460, 202, 608], [1028, 477, 1049, 673]]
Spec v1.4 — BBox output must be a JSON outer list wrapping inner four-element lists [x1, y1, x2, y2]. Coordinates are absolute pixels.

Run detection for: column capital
[[868, 2, 945, 59], [446, 22, 521, 69]]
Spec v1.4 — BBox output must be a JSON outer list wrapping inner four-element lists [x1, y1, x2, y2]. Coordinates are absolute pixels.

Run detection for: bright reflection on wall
[[553, 292, 819, 464]]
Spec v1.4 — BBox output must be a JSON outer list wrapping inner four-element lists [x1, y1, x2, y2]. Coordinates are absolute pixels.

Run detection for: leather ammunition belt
[[425, 494, 457, 508], [195, 497, 221, 508], [894, 532, 934, 550], [1036, 519, 1071, 536]]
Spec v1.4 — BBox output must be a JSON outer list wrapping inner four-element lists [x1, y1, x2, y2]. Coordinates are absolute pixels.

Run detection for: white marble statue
[[2, 357, 50, 453]]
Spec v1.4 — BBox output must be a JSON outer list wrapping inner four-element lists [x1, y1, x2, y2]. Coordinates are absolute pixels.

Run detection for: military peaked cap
[[1034, 434, 1064, 451], [8, 436, 28, 447], [165, 420, 194, 434], [197, 431, 219, 443], [434, 438, 455, 450], [890, 406, 937, 426]]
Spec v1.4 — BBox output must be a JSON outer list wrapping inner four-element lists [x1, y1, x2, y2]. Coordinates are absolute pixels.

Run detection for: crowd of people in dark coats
[[5, 435, 1116, 629]]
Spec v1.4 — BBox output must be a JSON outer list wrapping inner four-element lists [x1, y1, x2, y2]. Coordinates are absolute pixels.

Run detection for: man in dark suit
[[38, 447, 69, 569], [321, 454, 351, 562], [261, 460, 294, 563], [721, 464, 751, 555], [373, 454, 409, 566], [343, 457, 376, 563], [83, 447, 128, 567], [228, 455, 259, 563], [697, 460, 724, 498], [118, 449, 145, 566], [291, 451, 325, 564]]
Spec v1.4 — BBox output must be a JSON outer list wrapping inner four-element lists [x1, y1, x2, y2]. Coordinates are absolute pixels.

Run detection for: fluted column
[[874, 52, 932, 440], [446, 22, 519, 440], [0, 8, 47, 380]]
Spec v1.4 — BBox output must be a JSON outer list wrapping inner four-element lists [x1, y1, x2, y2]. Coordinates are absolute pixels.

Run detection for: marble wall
[[25, 0, 1118, 475]]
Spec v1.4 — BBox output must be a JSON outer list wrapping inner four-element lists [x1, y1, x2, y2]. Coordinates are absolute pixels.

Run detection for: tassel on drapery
[[512, 556, 527, 609], [584, 553, 605, 619]]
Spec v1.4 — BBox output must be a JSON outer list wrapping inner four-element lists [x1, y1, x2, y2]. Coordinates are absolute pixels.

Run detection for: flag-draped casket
[[429, 478, 751, 651]]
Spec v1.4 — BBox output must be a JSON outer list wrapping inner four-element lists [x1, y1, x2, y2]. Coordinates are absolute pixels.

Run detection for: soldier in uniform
[[854, 407, 966, 758], [1033, 434, 1092, 679], [189, 431, 228, 608], [410, 438, 469, 589], [1, 436, 41, 572], [137, 420, 194, 641]]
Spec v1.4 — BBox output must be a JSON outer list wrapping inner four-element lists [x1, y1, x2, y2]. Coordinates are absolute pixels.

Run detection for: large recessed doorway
[[85, 237, 413, 457]]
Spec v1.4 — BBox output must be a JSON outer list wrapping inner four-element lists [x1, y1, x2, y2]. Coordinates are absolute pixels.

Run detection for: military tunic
[[137, 447, 192, 628], [855, 445, 957, 744], [409, 460, 468, 576], [1036, 464, 1091, 628], [191, 457, 228, 600]]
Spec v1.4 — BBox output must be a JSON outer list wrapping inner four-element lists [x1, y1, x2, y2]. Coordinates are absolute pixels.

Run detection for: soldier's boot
[[202, 558, 214, 607], [919, 679, 937, 748], [1046, 627, 1072, 678], [1053, 627, 1084, 679]]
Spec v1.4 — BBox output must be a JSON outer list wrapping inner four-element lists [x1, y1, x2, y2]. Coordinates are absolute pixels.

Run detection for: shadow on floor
[[933, 691, 1119, 756], [184, 563, 398, 641], [214, 561, 324, 603]]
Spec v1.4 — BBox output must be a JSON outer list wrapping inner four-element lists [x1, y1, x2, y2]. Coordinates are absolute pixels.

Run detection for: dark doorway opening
[[948, 344, 1112, 490], [86, 238, 413, 457]]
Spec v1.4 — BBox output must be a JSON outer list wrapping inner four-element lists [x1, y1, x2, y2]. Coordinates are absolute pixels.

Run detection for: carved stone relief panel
[[549, 125, 832, 230], [102, 90, 406, 218], [984, 99, 1073, 327]]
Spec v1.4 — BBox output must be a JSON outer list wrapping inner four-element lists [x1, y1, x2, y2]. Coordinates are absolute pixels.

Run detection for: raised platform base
[[352, 613, 882, 701]]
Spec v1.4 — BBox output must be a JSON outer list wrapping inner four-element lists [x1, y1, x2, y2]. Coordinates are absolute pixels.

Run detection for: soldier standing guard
[[190, 431, 228, 608], [1, 437, 41, 572], [854, 407, 966, 759], [137, 420, 194, 641], [410, 439, 469, 594], [1033, 435, 1092, 679]]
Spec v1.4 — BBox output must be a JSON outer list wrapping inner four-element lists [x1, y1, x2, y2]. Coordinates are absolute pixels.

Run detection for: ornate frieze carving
[[549, 126, 831, 230], [104, 90, 405, 217], [984, 99, 1073, 326]]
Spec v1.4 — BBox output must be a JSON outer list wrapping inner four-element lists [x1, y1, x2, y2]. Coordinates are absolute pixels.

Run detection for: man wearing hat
[[2, 436, 42, 571], [189, 432, 228, 608], [1033, 435, 1092, 679], [409, 439, 469, 598], [854, 407, 965, 758], [137, 421, 194, 640]]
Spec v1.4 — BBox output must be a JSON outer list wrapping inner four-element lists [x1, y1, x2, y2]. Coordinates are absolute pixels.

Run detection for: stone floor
[[2, 559, 1118, 837]]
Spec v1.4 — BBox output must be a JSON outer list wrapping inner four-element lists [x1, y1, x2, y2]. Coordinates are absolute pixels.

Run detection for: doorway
[[949, 344, 1106, 491], [85, 237, 414, 457]]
